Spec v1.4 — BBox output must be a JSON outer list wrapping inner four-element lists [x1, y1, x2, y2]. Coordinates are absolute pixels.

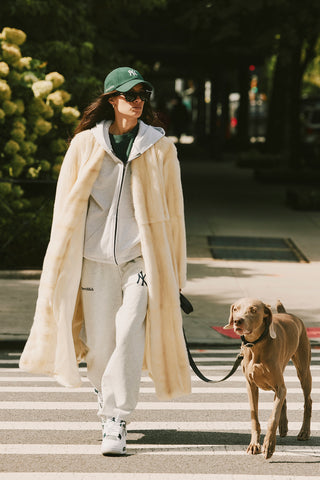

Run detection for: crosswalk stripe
[[2, 374, 320, 383], [0, 421, 319, 431], [0, 386, 92, 392], [107, 365, 320, 371], [0, 474, 316, 480], [0, 401, 318, 410], [2, 353, 319, 365], [6, 348, 319, 357], [0, 376, 91, 382], [0, 360, 21, 364], [189, 348, 320, 354], [0, 386, 318, 394], [0, 444, 319, 456], [1, 365, 319, 373]]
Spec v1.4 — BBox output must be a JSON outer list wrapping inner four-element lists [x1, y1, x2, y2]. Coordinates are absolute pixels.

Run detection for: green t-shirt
[[109, 123, 139, 164]]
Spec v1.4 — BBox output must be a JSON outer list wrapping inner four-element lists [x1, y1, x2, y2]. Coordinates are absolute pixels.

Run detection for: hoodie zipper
[[113, 162, 127, 265]]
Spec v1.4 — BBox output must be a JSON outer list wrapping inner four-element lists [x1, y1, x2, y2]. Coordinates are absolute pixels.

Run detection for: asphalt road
[[0, 344, 319, 479]]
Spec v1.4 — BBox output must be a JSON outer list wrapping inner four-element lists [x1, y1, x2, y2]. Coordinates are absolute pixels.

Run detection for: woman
[[19, 67, 191, 455]]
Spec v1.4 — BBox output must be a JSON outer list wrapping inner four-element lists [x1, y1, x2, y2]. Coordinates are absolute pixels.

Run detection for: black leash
[[180, 293, 243, 383], [183, 328, 244, 383]]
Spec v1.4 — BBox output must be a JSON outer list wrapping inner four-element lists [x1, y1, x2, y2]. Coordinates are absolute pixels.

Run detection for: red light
[[230, 117, 238, 128], [249, 65, 255, 71]]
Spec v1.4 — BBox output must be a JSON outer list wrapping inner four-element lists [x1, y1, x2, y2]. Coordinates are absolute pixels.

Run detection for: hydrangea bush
[[0, 27, 80, 268]]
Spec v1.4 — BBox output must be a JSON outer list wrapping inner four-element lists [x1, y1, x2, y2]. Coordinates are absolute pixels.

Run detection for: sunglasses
[[113, 90, 151, 102]]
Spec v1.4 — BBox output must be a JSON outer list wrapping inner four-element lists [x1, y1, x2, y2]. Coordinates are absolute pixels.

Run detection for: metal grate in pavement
[[207, 236, 309, 262]]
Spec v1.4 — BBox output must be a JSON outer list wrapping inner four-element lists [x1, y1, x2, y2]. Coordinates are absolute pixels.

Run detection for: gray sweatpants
[[81, 256, 147, 421]]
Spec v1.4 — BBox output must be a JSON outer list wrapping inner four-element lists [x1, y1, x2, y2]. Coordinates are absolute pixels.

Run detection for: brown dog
[[224, 298, 312, 459]]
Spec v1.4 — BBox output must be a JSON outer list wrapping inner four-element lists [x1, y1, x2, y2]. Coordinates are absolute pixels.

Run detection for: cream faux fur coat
[[19, 128, 191, 400]]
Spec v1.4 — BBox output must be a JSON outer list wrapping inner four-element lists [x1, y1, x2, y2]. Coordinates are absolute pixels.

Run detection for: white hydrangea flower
[[61, 106, 80, 124], [45, 72, 65, 89], [0, 62, 10, 77], [0, 79, 11, 101], [47, 90, 71, 108], [32, 80, 53, 99], [16, 56, 32, 71], [1, 42, 21, 65], [22, 72, 39, 85], [2, 27, 26, 46]]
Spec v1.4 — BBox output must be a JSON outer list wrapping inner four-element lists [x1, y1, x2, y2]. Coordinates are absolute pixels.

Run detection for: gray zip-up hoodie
[[83, 119, 165, 265]]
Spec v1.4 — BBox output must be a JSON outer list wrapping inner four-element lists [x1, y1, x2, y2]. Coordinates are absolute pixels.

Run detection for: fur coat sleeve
[[19, 132, 106, 386], [131, 137, 191, 399]]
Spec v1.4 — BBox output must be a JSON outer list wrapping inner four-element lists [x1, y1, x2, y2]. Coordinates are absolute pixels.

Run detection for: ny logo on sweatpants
[[137, 271, 147, 286]]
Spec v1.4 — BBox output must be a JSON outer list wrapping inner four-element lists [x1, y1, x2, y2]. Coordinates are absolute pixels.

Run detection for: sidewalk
[[181, 157, 320, 346], [1, 155, 320, 346]]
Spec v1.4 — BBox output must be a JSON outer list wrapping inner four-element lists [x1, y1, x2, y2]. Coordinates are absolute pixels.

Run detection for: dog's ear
[[224, 303, 234, 329], [263, 303, 277, 339]]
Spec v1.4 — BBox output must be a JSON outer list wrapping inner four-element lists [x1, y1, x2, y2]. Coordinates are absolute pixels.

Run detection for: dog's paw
[[297, 428, 310, 441], [246, 442, 261, 455], [279, 422, 288, 437], [262, 437, 276, 459]]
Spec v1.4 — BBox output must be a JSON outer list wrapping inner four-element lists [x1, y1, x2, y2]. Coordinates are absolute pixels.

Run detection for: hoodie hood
[[91, 120, 165, 162]]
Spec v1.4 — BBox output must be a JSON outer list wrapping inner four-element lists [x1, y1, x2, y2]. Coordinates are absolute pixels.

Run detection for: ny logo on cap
[[128, 69, 138, 77]]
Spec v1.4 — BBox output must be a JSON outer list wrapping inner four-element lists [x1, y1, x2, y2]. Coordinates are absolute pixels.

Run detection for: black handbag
[[180, 293, 194, 314]]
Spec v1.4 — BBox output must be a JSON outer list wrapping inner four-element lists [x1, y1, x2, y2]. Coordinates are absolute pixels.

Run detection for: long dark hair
[[73, 92, 164, 137]]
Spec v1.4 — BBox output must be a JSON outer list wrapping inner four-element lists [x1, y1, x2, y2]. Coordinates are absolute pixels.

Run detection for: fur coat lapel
[[19, 130, 191, 399]]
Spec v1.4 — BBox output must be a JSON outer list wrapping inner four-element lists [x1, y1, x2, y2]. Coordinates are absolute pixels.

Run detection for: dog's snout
[[234, 318, 244, 326]]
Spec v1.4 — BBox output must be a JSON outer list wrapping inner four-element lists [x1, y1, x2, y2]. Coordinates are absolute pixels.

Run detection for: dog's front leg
[[246, 380, 261, 454], [262, 383, 286, 459]]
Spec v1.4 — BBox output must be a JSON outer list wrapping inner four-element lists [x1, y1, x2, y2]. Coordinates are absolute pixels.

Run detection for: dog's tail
[[276, 299, 286, 313]]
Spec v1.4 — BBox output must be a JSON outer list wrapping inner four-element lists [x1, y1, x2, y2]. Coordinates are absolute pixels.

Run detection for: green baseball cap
[[104, 67, 153, 94]]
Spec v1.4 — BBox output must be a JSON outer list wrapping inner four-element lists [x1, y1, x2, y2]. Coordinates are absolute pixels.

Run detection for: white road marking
[[0, 401, 318, 410], [2, 352, 317, 365], [0, 443, 319, 456], [0, 421, 318, 431], [4, 365, 317, 374], [0, 474, 317, 480], [0, 386, 318, 394], [0, 360, 21, 364], [1, 375, 320, 383]]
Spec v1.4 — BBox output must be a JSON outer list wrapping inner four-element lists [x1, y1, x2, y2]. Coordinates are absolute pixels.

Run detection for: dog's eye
[[250, 307, 257, 313]]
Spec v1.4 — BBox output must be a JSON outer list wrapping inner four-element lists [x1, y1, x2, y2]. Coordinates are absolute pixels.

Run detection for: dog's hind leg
[[278, 397, 288, 437], [291, 330, 312, 441]]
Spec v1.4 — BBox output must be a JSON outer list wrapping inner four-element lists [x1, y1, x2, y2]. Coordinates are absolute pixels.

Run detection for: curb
[[0, 271, 41, 280]]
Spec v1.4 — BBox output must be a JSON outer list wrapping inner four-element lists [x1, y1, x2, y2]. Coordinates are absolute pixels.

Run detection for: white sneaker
[[101, 417, 127, 455]]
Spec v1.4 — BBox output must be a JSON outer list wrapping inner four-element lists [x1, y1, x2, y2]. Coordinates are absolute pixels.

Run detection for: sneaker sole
[[101, 447, 126, 456]]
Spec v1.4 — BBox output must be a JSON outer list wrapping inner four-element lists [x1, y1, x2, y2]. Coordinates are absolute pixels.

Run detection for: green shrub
[[0, 27, 80, 268]]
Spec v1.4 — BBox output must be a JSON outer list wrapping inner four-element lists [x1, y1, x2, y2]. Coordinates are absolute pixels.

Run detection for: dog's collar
[[241, 323, 269, 348]]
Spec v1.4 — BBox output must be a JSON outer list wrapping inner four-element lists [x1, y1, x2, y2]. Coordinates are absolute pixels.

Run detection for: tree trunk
[[209, 74, 221, 159], [287, 43, 304, 169], [265, 42, 289, 154], [195, 79, 206, 142], [266, 28, 317, 167], [237, 64, 249, 149]]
